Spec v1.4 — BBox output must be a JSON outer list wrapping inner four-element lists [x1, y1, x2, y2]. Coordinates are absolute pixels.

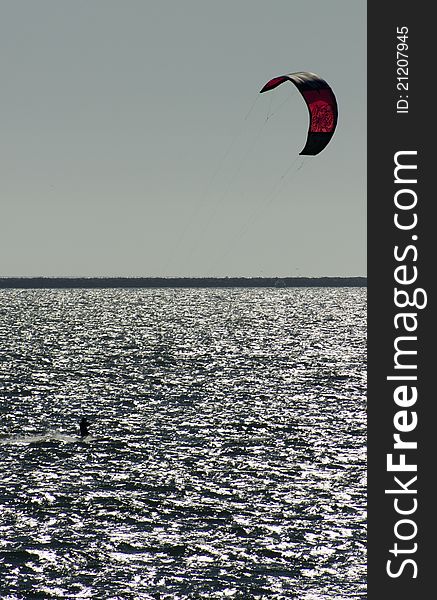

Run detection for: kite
[[260, 71, 338, 156]]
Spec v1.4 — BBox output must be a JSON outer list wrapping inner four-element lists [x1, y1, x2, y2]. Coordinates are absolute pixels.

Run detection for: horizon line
[[0, 275, 367, 289]]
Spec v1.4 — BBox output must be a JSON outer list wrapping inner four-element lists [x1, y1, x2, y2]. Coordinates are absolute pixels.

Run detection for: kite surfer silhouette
[[79, 416, 91, 438]]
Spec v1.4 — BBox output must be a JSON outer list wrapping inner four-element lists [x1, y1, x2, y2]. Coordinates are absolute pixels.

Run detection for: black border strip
[[368, 1, 433, 595]]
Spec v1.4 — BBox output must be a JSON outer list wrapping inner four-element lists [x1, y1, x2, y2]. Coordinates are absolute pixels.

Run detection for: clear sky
[[1, 1, 366, 278]]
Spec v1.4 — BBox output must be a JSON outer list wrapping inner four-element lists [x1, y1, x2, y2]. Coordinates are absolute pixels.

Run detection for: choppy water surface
[[0, 288, 366, 599]]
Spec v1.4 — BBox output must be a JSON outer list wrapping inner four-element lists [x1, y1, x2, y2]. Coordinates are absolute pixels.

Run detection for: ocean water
[[0, 287, 366, 599]]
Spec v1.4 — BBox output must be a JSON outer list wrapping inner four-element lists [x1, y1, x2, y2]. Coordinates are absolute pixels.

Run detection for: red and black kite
[[260, 71, 338, 156]]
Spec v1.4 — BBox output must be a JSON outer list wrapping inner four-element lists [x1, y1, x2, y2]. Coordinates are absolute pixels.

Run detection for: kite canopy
[[260, 71, 338, 156]]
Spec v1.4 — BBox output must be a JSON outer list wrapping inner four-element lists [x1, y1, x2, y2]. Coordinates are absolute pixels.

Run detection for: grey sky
[[1, 1, 366, 277]]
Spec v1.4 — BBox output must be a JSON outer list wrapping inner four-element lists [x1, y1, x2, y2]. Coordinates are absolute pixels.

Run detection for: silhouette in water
[[79, 416, 91, 438]]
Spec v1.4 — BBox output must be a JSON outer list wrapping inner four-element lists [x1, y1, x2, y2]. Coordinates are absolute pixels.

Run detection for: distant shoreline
[[0, 277, 367, 289]]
